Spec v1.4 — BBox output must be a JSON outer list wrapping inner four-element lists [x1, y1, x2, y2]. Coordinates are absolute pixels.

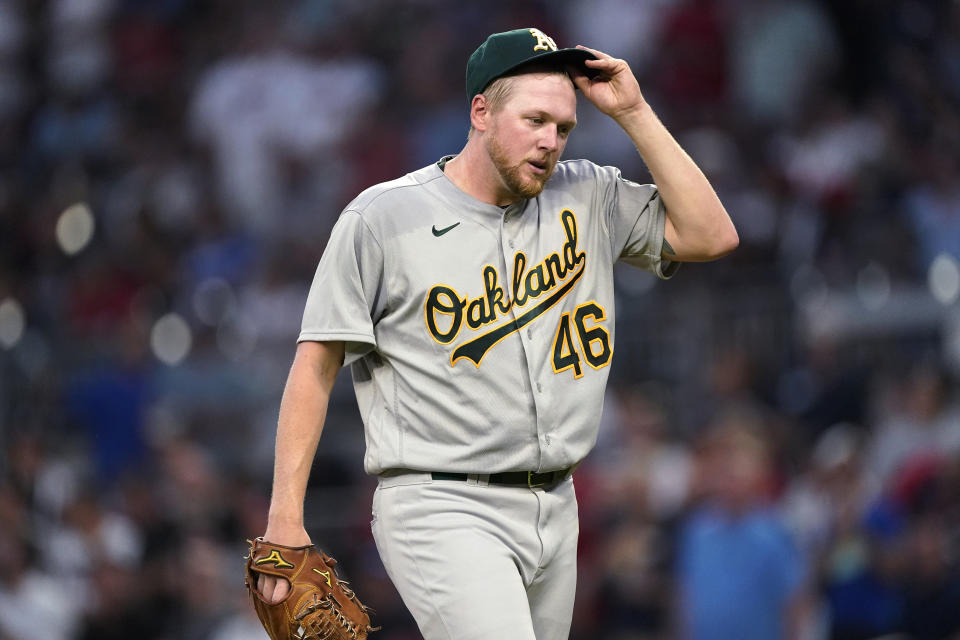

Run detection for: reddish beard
[[486, 134, 555, 200]]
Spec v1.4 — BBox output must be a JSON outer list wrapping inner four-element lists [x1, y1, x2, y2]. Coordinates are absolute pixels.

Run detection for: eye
[[527, 117, 544, 125]]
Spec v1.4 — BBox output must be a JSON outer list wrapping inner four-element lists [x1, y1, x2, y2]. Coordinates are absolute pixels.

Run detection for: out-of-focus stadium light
[[150, 312, 192, 365], [928, 253, 960, 306], [0, 297, 25, 349], [55, 202, 95, 255], [856, 262, 890, 311], [192, 277, 236, 326]]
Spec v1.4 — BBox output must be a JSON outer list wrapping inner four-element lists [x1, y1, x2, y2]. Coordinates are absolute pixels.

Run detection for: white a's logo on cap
[[529, 28, 558, 52]]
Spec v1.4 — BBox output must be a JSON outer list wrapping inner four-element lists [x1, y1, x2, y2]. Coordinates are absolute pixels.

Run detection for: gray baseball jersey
[[299, 156, 677, 475]]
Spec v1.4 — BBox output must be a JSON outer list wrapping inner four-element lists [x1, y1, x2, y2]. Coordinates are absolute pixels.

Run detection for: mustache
[[526, 156, 554, 169]]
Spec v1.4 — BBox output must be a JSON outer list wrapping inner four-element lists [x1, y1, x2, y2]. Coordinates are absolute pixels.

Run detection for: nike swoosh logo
[[432, 222, 461, 237]]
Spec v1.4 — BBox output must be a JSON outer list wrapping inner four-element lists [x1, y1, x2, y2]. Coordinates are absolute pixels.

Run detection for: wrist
[[263, 517, 311, 546], [613, 101, 655, 129], [267, 511, 303, 524], [267, 506, 305, 529]]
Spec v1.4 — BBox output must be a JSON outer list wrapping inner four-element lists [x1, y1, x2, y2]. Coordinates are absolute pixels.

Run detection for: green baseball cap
[[465, 27, 596, 100]]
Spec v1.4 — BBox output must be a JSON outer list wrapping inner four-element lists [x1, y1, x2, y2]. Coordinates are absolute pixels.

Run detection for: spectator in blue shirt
[[677, 407, 811, 640]]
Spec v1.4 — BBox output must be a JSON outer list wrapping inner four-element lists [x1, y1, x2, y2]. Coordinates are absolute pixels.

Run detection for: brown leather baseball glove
[[244, 538, 379, 640]]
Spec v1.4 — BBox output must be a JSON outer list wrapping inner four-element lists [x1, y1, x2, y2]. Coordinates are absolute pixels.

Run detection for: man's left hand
[[569, 45, 646, 122]]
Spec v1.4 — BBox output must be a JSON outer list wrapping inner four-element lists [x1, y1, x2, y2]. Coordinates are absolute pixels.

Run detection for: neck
[[443, 136, 518, 207]]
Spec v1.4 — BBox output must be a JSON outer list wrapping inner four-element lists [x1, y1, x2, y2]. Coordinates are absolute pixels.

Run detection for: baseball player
[[253, 27, 738, 640]]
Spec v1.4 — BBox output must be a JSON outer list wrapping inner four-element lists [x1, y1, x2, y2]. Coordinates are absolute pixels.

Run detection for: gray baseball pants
[[371, 472, 579, 640]]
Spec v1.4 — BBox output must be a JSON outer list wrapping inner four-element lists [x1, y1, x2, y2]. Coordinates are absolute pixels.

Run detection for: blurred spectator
[[77, 559, 157, 639], [188, 10, 383, 233], [938, 4, 960, 105], [773, 97, 887, 212], [594, 516, 674, 640], [676, 407, 810, 640], [154, 437, 228, 533], [816, 449, 948, 638], [729, 0, 839, 127], [777, 337, 872, 438], [900, 511, 960, 639], [561, 0, 668, 79], [781, 423, 880, 638], [28, 92, 120, 167], [897, 454, 960, 638], [63, 321, 154, 484], [390, 17, 464, 171], [903, 145, 960, 270], [592, 382, 692, 521], [207, 601, 270, 640], [41, 490, 143, 579], [575, 383, 687, 638], [0, 0, 28, 125], [866, 363, 960, 485], [817, 493, 907, 639], [0, 530, 81, 640], [654, 0, 728, 119], [781, 423, 880, 559], [168, 535, 235, 639]]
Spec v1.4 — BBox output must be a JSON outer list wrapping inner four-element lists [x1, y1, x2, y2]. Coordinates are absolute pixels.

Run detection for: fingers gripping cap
[[465, 27, 596, 100]]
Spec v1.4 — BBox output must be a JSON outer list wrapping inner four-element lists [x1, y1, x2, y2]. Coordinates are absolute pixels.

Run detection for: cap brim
[[500, 47, 597, 79]]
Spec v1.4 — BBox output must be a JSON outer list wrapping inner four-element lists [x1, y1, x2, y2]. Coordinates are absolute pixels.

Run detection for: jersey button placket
[[499, 212, 539, 451], [503, 202, 550, 463]]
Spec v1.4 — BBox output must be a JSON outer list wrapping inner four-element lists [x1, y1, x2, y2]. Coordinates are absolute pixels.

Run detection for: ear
[[469, 94, 491, 132]]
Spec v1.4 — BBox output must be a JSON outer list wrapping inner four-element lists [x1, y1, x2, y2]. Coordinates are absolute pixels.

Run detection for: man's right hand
[[254, 523, 312, 604]]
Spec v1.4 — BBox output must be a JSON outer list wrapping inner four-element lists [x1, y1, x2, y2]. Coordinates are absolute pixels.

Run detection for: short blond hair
[[482, 75, 516, 113]]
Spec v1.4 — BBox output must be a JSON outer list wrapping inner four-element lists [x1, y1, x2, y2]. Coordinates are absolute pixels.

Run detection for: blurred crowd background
[[1, 0, 960, 638]]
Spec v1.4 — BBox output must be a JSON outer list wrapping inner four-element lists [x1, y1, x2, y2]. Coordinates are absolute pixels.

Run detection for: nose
[[538, 124, 560, 152]]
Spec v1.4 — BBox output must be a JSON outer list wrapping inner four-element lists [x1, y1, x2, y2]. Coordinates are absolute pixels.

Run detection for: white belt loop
[[468, 473, 491, 487]]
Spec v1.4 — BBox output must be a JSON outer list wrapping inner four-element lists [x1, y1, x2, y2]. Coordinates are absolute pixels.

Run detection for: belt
[[431, 468, 572, 490]]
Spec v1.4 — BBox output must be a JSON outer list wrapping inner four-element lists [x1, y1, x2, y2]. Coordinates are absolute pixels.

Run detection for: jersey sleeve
[[600, 166, 679, 278], [299, 210, 384, 366]]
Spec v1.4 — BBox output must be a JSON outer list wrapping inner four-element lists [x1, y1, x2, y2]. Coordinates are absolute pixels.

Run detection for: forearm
[[267, 341, 344, 529], [617, 104, 738, 261]]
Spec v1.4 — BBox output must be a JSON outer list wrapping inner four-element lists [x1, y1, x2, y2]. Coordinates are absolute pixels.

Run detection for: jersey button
[[536, 382, 543, 392], [509, 240, 515, 248]]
